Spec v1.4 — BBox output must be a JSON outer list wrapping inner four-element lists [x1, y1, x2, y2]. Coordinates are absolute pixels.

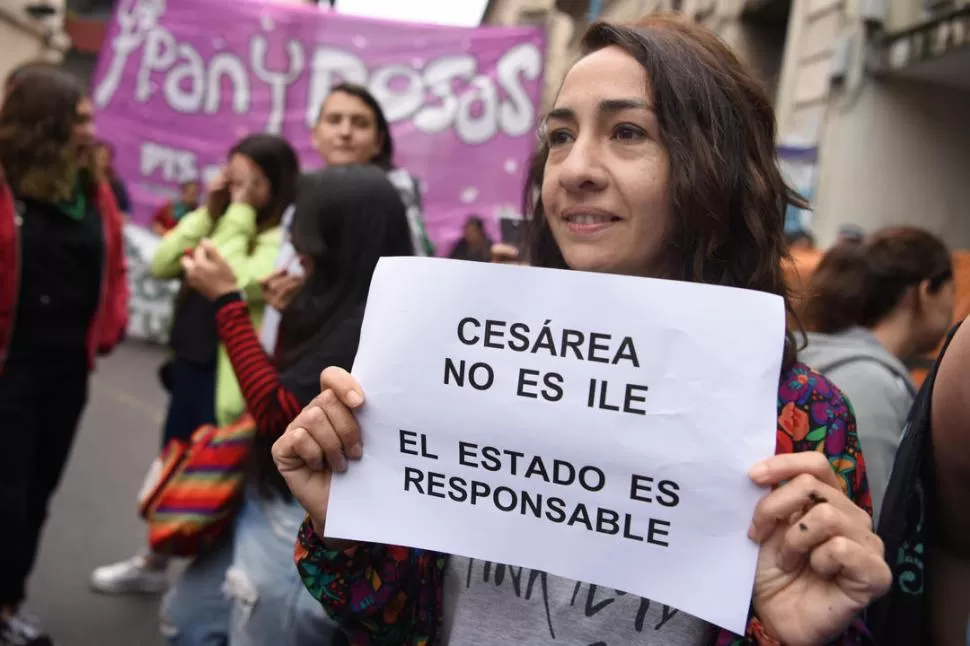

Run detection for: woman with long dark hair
[[175, 164, 414, 645], [0, 66, 128, 645], [799, 227, 954, 521], [91, 134, 299, 604], [272, 15, 891, 645]]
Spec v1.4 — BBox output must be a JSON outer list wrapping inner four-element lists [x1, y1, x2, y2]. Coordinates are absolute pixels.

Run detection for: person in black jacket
[[448, 215, 493, 263]]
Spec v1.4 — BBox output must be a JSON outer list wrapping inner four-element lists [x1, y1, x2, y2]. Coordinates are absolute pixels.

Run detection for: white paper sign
[[326, 257, 785, 634]]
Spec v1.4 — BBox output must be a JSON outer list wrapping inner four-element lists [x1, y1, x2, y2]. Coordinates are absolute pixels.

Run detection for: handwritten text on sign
[[325, 257, 786, 634]]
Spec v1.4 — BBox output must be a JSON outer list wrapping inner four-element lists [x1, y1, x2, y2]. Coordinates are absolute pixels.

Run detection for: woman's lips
[[562, 212, 621, 235]]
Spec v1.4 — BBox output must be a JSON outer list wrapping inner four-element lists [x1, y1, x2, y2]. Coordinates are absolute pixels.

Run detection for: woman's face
[[313, 91, 383, 166], [541, 46, 671, 277], [73, 98, 95, 157], [228, 153, 270, 209], [95, 145, 111, 171]]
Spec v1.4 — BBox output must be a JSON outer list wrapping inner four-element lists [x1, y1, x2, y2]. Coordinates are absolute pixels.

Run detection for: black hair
[[278, 164, 415, 365], [253, 165, 414, 500], [229, 133, 299, 230], [320, 82, 395, 170]]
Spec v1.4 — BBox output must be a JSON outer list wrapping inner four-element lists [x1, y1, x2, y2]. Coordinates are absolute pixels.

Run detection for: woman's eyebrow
[[546, 99, 654, 123], [599, 98, 653, 113]]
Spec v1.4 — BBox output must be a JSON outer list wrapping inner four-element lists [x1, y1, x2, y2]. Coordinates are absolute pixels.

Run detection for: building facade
[[806, 0, 970, 247], [484, 0, 970, 249], [0, 0, 69, 87]]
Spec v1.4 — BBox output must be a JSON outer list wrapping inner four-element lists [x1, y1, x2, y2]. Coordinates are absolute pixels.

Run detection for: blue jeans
[[160, 489, 342, 646]]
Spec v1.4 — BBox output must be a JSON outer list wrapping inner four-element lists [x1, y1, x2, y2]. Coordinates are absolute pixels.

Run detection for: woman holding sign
[[273, 15, 891, 646]]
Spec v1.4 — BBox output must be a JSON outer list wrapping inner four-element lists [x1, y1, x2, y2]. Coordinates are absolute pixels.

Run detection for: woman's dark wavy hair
[[229, 133, 300, 231], [525, 15, 805, 368], [801, 227, 952, 334], [0, 66, 92, 201], [320, 82, 395, 170]]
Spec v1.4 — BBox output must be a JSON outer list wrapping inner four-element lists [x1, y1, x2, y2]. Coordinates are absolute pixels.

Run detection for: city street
[[29, 342, 169, 646]]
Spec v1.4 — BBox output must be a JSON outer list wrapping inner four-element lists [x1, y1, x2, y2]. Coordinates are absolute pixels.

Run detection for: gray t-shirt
[[442, 556, 712, 645]]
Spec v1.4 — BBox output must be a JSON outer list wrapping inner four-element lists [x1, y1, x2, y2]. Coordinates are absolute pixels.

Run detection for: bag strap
[[813, 353, 915, 395], [868, 322, 962, 645]]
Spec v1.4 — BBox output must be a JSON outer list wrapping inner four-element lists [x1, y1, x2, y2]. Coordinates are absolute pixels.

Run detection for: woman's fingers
[[749, 472, 870, 543], [271, 369, 366, 477], [319, 388, 362, 458], [320, 366, 365, 409], [180, 255, 195, 276], [295, 402, 349, 473], [808, 536, 893, 603], [749, 451, 842, 491], [261, 268, 287, 288], [199, 239, 231, 270], [273, 424, 325, 473], [775, 500, 884, 572]]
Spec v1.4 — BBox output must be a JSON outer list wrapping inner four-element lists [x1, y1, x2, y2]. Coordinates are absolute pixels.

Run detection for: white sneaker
[[89, 556, 169, 595], [1, 609, 54, 645]]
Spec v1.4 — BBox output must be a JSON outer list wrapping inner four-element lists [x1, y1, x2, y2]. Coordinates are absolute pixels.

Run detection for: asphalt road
[[27, 341, 171, 646]]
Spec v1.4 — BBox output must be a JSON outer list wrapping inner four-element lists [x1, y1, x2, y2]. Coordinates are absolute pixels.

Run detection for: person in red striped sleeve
[[178, 164, 415, 646]]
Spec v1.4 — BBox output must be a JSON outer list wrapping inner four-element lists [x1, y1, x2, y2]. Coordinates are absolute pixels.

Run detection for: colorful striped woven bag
[[137, 413, 257, 557]]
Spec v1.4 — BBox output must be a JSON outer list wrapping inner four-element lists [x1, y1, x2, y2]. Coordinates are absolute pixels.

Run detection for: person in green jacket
[[90, 133, 300, 596]]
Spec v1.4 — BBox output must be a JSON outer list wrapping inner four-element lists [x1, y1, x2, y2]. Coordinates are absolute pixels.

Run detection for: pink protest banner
[[91, 0, 545, 252]]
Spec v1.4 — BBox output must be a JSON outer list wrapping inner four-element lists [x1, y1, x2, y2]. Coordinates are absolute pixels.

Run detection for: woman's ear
[[916, 279, 936, 312]]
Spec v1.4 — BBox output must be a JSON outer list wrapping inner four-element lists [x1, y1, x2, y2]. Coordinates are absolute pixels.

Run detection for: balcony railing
[[874, 5, 970, 74]]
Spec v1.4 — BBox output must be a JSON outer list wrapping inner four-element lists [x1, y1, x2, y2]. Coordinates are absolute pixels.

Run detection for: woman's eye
[[613, 124, 646, 141], [547, 128, 574, 146]]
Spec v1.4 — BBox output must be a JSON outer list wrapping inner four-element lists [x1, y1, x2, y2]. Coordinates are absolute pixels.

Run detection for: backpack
[[866, 322, 962, 646]]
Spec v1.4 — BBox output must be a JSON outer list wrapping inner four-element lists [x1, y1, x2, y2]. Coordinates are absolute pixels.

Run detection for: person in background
[[94, 140, 131, 217], [151, 181, 201, 236], [799, 227, 954, 522], [90, 135, 298, 609], [272, 15, 889, 646], [312, 82, 435, 257], [448, 215, 492, 262], [0, 66, 128, 646], [179, 164, 413, 646]]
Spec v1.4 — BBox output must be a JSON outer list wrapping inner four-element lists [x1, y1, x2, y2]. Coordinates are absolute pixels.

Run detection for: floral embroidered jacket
[[294, 362, 873, 645]]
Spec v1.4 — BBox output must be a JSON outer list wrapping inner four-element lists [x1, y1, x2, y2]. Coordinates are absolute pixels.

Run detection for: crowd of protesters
[[1, 12, 969, 646]]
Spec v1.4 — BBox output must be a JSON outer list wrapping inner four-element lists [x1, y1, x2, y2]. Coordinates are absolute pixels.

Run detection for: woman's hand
[[272, 367, 365, 538], [181, 240, 239, 300], [206, 168, 231, 220], [260, 268, 305, 311], [748, 452, 892, 646]]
